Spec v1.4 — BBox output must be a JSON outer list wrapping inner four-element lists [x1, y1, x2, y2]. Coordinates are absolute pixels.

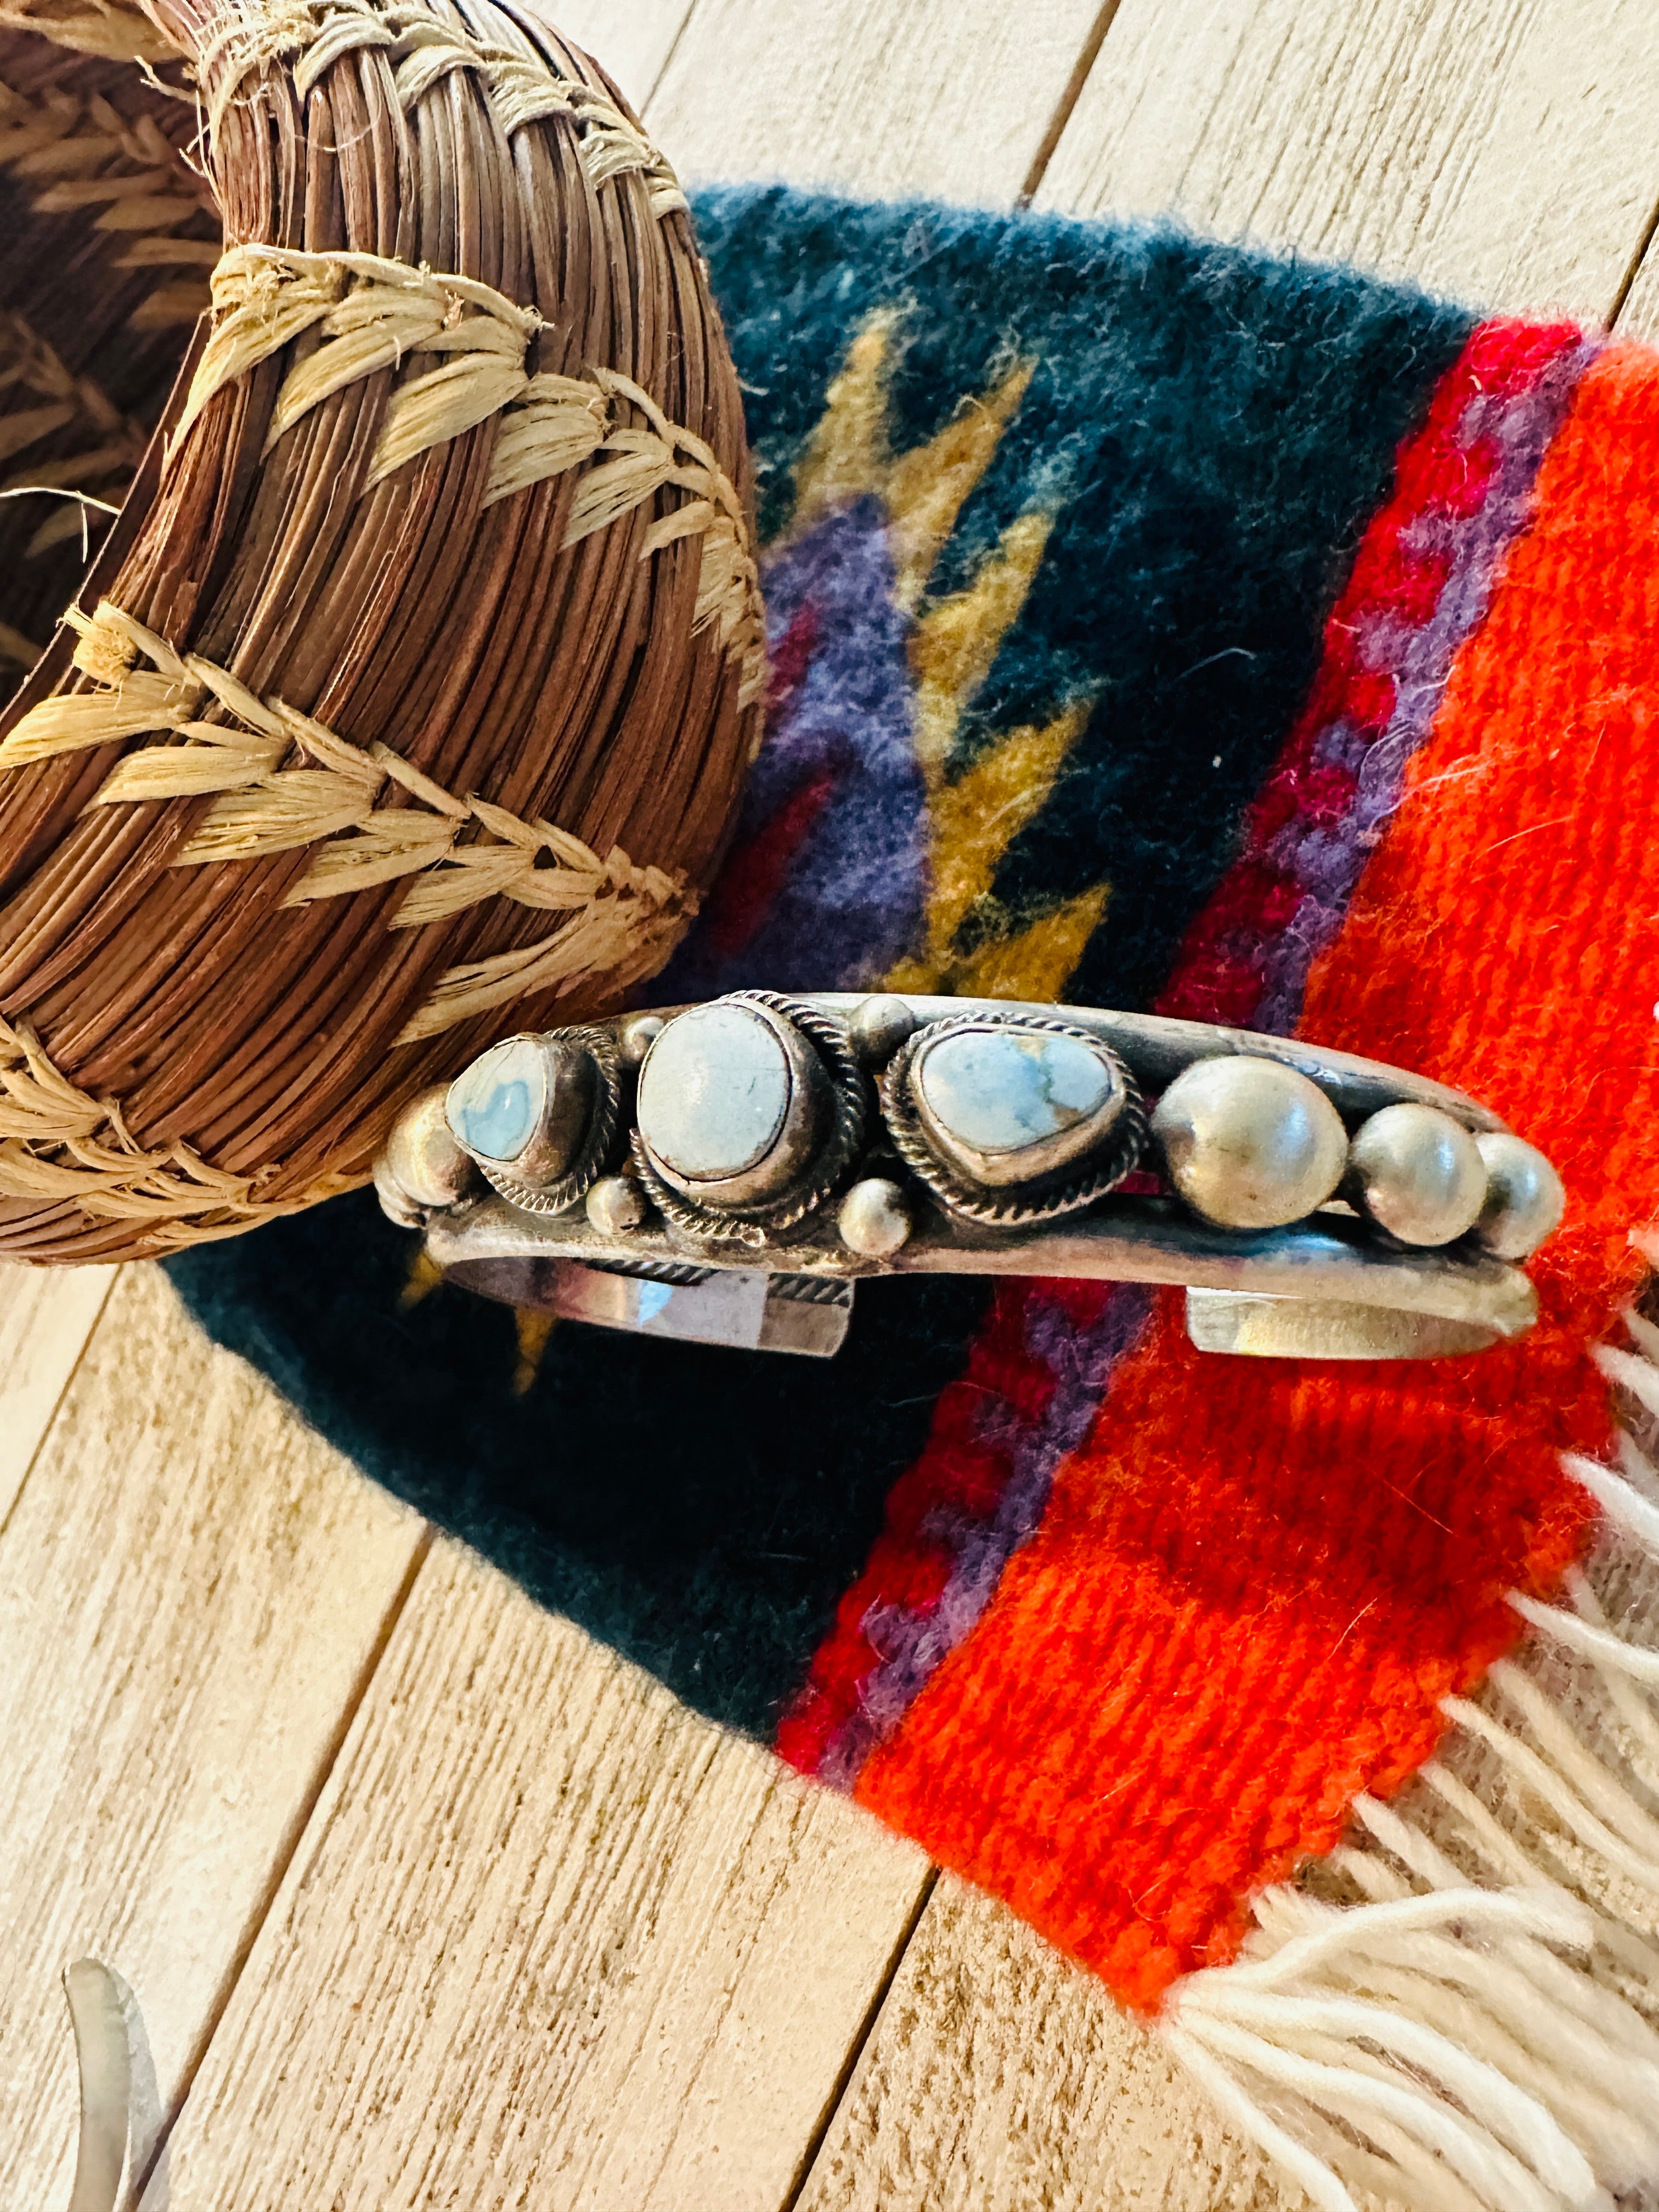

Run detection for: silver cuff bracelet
[[374, 991, 1564, 1361]]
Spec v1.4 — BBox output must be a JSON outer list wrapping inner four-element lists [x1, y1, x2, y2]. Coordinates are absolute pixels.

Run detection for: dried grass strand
[[167, 255, 764, 691], [0, 0, 179, 66], [0, 1007, 356, 1229], [0, 60, 215, 352], [0, 598, 695, 1044], [199, 0, 685, 211]]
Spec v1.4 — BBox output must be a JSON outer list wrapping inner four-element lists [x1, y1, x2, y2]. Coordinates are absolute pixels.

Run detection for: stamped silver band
[[375, 992, 1565, 1361]]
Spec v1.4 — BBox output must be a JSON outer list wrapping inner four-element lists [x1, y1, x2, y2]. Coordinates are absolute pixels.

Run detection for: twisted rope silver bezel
[[630, 991, 871, 1248], [473, 1027, 621, 1215], [879, 1011, 1146, 1226]]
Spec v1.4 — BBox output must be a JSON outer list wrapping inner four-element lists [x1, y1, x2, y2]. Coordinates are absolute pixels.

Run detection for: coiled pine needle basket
[[0, 0, 763, 1262]]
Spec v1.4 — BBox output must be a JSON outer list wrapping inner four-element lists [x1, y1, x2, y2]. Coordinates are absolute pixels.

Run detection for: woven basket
[[0, 0, 763, 1262]]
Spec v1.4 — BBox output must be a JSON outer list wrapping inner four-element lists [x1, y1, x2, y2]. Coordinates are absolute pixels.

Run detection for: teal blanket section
[[690, 185, 1474, 1010]]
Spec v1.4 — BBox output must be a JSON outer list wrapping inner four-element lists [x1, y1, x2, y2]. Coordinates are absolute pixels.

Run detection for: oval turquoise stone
[[637, 1002, 791, 1181], [446, 1037, 548, 1164], [915, 1028, 1110, 1155]]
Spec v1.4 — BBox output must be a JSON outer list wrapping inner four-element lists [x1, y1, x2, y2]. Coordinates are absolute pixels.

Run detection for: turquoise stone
[[916, 1028, 1110, 1156], [446, 1037, 548, 1164], [637, 1002, 791, 1181]]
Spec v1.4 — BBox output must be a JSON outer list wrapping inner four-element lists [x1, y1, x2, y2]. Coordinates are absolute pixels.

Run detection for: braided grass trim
[[0, 1011, 357, 1238], [202, 0, 687, 214], [0, 599, 699, 1042], [392, 889, 694, 1045], [173, 250, 764, 704], [176, 244, 541, 458], [0, 68, 215, 335], [0, 0, 180, 71]]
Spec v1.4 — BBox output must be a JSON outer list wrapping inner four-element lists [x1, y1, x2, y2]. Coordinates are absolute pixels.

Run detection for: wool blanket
[[170, 185, 1659, 2212]]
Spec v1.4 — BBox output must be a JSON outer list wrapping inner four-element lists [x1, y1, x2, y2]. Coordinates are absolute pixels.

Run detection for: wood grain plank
[[0, 1266, 424, 2211], [0, 1259, 116, 1525], [647, 0, 1109, 206], [153, 1541, 930, 2212], [794, 1876, 1283, 2212], [1038, 0, 1659, 320], [553, 0, 692, 108]]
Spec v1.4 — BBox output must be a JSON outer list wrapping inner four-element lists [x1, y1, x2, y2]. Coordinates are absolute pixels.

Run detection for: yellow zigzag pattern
[[451, 313, 1113, 1378], [791, 310, 1107, 1001]]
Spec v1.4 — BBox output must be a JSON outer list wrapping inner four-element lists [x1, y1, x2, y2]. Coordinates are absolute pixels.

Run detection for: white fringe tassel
[[1163, 1306, 1659, 2212]]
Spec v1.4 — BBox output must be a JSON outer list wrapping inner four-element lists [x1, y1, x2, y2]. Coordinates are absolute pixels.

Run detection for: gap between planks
[[1015, 0, 1127, 206], [144, 1531, 936, 2212], [129, 1526, 438, 2208], [0, 1259, 119, 1533], [0, 1257, 930, 2212], [1036, 0, 1659, 324], [0, 1265, 431, 2211], [778, 1866, 941, 2212], [1610, 207, 1659, 341], [556, 0, 691, 108], [649, 0, 1113, 207]]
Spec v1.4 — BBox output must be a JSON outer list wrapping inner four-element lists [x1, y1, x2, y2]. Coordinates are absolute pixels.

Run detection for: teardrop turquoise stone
[[915, 1029, 1110, 1156], [446, 1037, 548, 1164]]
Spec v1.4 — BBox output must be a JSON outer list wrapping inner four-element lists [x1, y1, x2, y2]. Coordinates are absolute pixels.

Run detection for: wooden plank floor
[[5, 2, 1659, 2204]]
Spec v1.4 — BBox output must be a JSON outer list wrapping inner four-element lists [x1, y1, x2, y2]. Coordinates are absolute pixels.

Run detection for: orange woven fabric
[[854, 338, 1659, 2011]]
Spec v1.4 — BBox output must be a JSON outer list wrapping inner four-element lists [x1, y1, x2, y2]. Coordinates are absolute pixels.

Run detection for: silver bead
[[1152, 1056, 1347, 1230], [1474, 1131, 1565, 1259], [373, 1154, 425, 1231], [617, 1013, 665, 1068], [586, 1174, 647, 1235], [379, 1084, 475, 1217], [838, 1176, 913, 1257], [1348, 1103, 1486, 1246], [848, 994, 917, 1065]]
